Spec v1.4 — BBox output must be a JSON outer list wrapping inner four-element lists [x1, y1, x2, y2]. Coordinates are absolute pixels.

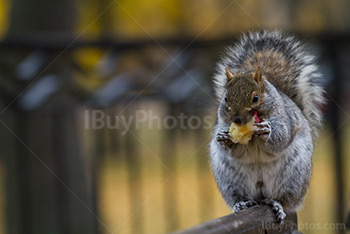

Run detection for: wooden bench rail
[[171, 205, 300, 234]]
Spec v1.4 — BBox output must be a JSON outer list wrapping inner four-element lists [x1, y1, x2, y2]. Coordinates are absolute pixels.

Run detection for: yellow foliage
[[0, 0, 9, 38], [73, 48, 105, 71], [114, 0, 182, 39], [73, 48, 105, 91]]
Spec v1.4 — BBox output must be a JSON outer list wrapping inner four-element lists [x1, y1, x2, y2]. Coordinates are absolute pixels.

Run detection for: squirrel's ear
[[226, 67, 234, 82], [254, 66, 262, 83]]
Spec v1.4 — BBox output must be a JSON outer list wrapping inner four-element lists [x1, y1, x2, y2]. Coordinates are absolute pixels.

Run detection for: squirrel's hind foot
[[261, 199, 286, 224], [232, 200, 258, 213]]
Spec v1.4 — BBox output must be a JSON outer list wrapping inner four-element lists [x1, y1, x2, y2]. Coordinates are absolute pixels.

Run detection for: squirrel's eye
[[252, 95, 259, 103], [225, 97, 228, 102]]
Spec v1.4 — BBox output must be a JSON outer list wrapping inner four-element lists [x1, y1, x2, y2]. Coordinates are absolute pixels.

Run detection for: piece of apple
[[228, 117, 257, 145]]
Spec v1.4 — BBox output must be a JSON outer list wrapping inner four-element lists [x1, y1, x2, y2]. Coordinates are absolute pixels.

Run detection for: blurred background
[[0, 0, 349, 233]]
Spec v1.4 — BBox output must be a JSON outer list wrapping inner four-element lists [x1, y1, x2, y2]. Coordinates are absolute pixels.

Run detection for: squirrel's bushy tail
[[213, 30, 325, 140]]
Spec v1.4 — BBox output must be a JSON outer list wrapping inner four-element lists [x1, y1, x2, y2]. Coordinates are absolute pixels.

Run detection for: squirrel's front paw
[[216, 130, 234, 147], [254, 121, 271, 141]]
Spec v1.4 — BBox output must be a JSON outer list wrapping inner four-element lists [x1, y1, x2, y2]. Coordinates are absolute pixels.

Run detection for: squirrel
[[209, 30, 325, 223]]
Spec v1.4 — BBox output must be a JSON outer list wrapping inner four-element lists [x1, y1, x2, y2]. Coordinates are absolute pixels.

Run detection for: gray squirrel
[[209, 30, 325, 223]]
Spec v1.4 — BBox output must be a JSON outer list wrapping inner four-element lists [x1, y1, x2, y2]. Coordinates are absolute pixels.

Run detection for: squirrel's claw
[[261, 199, 286, 224], [254, 121, 271, 141], [233, 200, 258, 213], [216, 130, 234, 147]]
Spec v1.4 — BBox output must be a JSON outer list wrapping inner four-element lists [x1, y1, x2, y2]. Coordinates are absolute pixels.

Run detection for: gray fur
[[213, 30, 325, 139], [210, 31, 324, 214]]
